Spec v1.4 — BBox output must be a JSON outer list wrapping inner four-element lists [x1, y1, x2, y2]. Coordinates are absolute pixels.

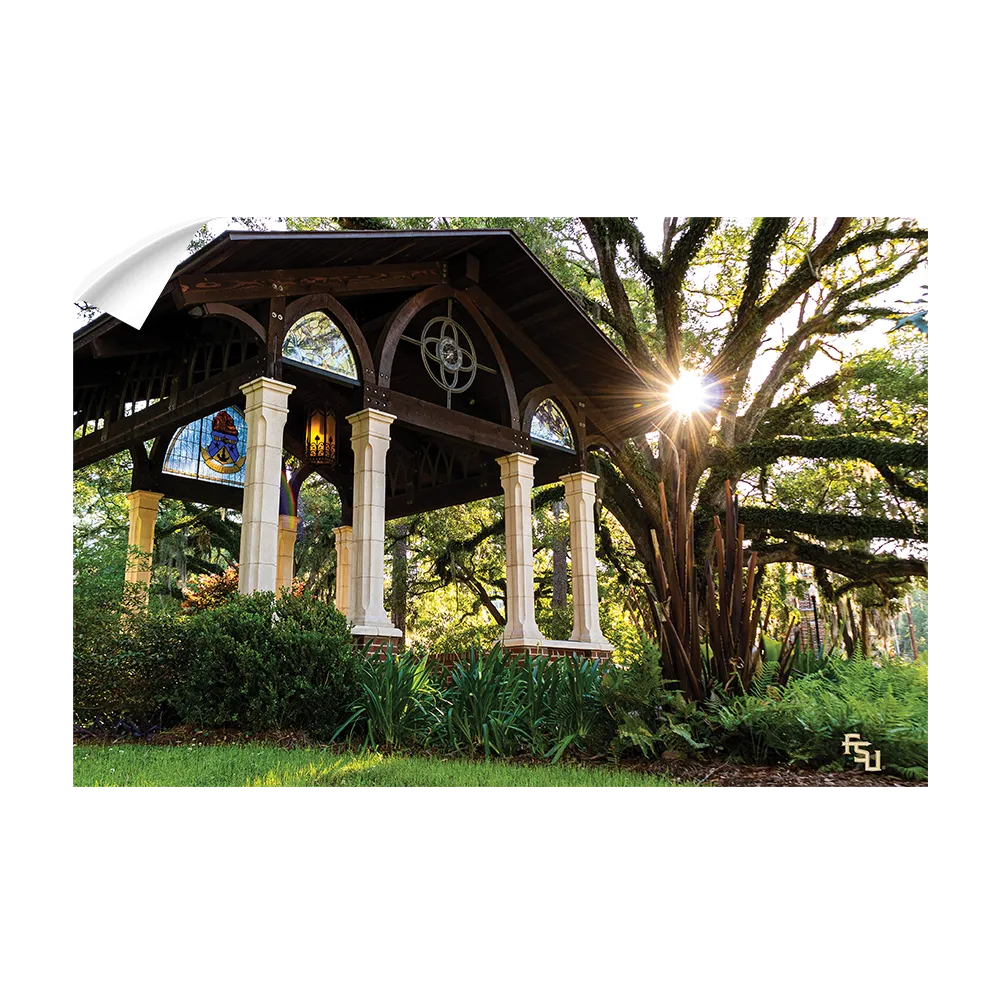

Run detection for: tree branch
[[739, 506, 926, 542]]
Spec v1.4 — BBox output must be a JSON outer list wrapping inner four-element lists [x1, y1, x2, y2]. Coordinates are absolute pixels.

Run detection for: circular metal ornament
[[439, 335, 462, 372], [419, 313, 477, 395]]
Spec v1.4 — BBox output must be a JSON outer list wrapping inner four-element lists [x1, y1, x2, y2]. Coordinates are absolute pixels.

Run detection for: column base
[[501, 641, 615, 666], [351, 623, 403, 638], [353, 632, 404, 661], [501, 630, 547, 648]]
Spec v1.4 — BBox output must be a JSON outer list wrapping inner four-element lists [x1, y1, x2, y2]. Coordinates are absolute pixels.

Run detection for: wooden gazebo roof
[[73, 229, 655, 519]]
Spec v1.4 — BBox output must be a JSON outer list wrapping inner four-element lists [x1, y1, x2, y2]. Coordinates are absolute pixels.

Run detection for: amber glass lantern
[[306, 409, 336, 463]]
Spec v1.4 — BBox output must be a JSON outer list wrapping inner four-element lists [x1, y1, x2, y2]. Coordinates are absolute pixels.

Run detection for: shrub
[[171, 592, 359, 734], [74, 581, 186, 731], [181, 566, 240, 612]]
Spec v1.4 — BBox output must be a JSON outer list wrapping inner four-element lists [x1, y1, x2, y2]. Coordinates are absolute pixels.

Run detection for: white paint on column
[[560, 471, 612, 649], [277, 514, 300, 592], [497, 453, 546, 646], [347, 409, 401, 636], [333, 524, 353, 620], [125, 490, 163, 603], [238, 377, 294, 594]]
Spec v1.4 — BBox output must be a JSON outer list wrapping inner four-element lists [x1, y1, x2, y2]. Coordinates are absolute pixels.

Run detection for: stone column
[[238, 377, 295, 594], [125, 489, 163, 605], [347, 409, 400, 636], [333, 525, 353, 620], [497, 453, 545, 647], [560, 471, 611, 648], [276, 514, 300, 593]]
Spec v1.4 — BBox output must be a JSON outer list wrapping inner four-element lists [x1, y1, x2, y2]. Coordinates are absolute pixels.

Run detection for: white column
[[347, 409, 400, 636], [238, 377, 294, 594], [125, 489, 163, 605], [560, 471, 611, 648], [276, 514, 300, 592], [333, 525, 353, 619], [497, 453, 545, 647]]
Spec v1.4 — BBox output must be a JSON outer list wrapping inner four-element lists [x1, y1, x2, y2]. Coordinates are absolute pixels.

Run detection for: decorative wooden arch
[[520, 384, 581, 434], [584, 432, 616, 454], [375, 284, 521, 431], [282, 293, 375, 384], [201, 302, 267, 343], [520, 383, 585, 457]]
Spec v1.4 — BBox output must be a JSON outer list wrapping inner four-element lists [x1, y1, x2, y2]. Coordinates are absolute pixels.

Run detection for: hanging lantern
[[306, 408, 336, 463]]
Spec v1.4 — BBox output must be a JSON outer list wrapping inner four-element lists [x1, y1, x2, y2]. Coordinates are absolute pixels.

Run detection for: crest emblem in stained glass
[[201, 410, 245, 474], [162, 406, 248, 486]]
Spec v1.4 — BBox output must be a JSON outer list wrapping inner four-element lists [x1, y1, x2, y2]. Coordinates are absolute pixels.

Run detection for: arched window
[[282, 311, 359, 381], [162, 406, 248, 486], [530, 398, 575, 452]]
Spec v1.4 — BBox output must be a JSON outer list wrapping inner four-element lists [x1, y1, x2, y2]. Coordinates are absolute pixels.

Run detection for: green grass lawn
[[73, 744, 691, 787]]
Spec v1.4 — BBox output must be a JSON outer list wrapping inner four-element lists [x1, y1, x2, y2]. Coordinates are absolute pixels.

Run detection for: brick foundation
[[353, 634, 404, 660], [503, 644, 615, 668]]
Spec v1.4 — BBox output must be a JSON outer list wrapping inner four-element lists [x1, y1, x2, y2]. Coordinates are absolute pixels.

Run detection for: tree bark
[[390, 525, 409, 641], [551, 499, 568, 609]]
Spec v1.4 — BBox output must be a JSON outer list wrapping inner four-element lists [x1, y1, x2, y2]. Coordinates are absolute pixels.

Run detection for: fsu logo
[[201, 410, 245, 474]]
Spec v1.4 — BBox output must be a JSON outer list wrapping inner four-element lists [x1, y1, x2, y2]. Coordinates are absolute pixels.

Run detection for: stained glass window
[[162, 406, 248, 486], [283, 311, 359, 381], [530, 398, 575, 451]]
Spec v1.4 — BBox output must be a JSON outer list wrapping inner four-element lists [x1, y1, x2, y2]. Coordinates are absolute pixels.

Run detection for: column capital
[[347, 408, 396, 433], [496, 452, 538, 476], [333, 524, 353, 538], [240, 376, 296, 400], [127, 489, 164, 505], [560, 471, 600, 491]]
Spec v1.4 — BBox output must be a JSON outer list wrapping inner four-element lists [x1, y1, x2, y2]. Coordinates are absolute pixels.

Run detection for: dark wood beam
[[172, 263, 446, 306], [369, 386, 530, 454], [386, 475, 498, 521], [73, 314, 126, 355], [464, 286, 622, 446], [446, 252, 479, 290], [147, 473, 245, 510], [91, 330, 178, 358], [74, 356, 265, 470], [384, 452, 576, 520]]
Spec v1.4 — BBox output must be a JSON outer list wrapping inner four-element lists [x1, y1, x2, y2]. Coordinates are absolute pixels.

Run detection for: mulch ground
[[73, 725, 926, 787]]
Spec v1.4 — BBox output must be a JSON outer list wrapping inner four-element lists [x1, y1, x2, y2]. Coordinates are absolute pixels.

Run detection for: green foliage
[[181, 565, 240, 611], [73, 583, 188, 730], [429, 646, 528, 757], [340, 645, 612, 759], [658, 653, 928, 777], [535, 605, 573, 642], [338, 649, 434, 749], [73, 745, 687, 787], [173, 592, 358, 733]]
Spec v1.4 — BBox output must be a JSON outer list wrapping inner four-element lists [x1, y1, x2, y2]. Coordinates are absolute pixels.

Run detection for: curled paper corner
[[75, 219, 212, 330]]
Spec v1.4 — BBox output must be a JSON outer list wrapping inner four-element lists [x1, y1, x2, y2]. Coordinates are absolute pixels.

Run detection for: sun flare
[[666, 370, 709, 416]]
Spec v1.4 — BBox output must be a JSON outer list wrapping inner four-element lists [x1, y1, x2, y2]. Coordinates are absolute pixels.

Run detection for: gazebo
[[73, 229, 654, 657]]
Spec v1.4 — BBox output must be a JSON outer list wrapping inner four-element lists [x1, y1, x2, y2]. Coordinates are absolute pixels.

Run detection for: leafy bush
[[651, 653, 928, 777], [74, 581, 187, 731], [424, 617, 502, 656], [182, 566, 306, 611], [181, 565, 240, 611], [338, 648, 435, 749], [171, 592, 359, 733]]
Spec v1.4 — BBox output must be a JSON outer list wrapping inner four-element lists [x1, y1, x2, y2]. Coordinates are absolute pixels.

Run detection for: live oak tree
[[569, 217, 927, 612], [288, 216, 927, 633]]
